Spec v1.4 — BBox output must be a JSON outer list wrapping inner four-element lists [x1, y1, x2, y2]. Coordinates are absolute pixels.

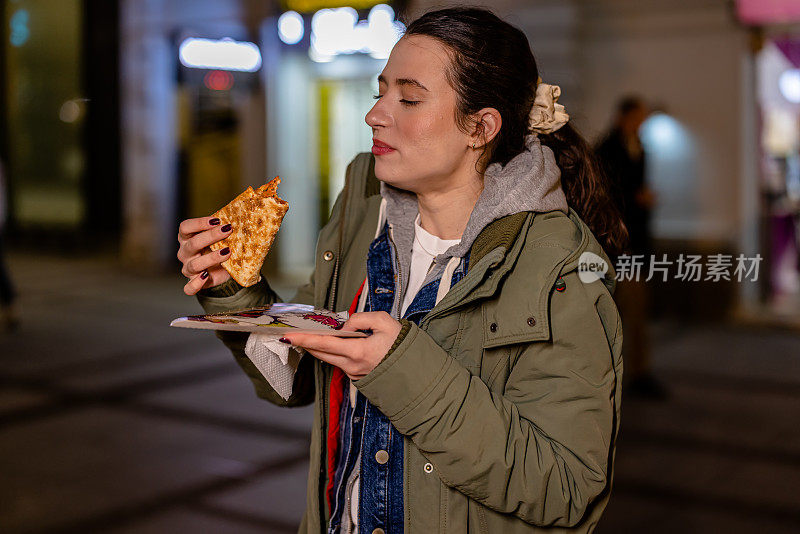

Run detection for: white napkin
[[243, 311, 350, 400], [244, 333, 305, 400]]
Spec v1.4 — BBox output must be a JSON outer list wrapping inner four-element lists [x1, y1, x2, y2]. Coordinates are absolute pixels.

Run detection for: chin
[[373, 157, 419, 193], [373, 158, 397, 184]]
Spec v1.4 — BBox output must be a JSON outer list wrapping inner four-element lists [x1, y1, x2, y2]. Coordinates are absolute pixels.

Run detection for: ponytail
[[540, 123, 628, 257]]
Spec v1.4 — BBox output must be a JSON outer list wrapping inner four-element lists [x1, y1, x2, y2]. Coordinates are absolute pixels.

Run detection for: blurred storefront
[[1, 0, 405, 276], [118, 0, 272, 271], [746, 2, 800, 320], [1, 0, 120, 251], [116, 0, 405, 279]]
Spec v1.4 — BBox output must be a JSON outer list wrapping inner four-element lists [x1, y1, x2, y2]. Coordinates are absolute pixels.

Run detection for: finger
[[302, 348, 369, 380], [183, 246, 231, 277], [183, 271, 210, 296], [283, 333, 360, 354], [303, 348, 351, 368], [180, 253, 200, 277], [178, 233, 197, 263], [342, 311, 391, 332], [178, 216, 222, 242], [184, 223, 233, 256]]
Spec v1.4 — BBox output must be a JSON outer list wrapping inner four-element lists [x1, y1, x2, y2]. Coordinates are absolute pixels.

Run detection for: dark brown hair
[[404, 6, 627, 256]]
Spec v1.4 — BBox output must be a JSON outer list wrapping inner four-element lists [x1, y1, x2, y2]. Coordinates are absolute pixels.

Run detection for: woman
[[177, 7, 624, 533]]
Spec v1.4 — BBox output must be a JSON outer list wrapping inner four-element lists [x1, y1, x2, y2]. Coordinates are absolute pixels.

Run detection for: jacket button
[[372, 529, 385, 534], [423, 462, 434, 473], [323, 250, 335, 261], [527, 317, 536, 326], [489, 322, 497, 333], [375, 449, 389, 464]]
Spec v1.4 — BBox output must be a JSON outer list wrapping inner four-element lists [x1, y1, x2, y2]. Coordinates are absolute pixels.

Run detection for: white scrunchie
[[529, 79, 569, 134]]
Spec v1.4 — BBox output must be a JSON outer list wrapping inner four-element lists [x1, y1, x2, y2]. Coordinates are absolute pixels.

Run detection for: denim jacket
[[328, 221, 469, 534]]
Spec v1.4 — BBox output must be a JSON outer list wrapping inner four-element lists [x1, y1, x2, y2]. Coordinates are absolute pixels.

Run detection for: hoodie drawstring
[[356, 197, 458, 315], [435, 256, 460, 305]]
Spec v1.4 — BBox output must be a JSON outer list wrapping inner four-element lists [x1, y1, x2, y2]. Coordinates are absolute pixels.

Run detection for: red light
[[204, 70, 234, 91]]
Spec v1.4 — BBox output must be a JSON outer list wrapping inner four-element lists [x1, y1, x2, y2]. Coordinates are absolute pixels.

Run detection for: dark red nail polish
[[209, 218, 220, 225], [201, 271, 209, 279], [221, 224, 232, 232], [279, 337, 291, 344], [220, 247, 230, 255]]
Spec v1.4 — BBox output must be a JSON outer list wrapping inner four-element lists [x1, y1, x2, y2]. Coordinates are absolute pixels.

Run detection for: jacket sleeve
[[195, 276, 315, 407], [353, 270, 622, 527]]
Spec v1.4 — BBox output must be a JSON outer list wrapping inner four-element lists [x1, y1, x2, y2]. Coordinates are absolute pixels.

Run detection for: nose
[[365, 99, 390, 130]]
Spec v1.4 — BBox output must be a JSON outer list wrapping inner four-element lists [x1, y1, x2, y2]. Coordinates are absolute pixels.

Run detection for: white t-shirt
[[400, 213, 461, 316], [345, 214, 460, 533]]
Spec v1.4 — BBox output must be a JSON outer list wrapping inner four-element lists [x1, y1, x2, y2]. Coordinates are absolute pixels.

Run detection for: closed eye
[[372, 94, 420, 106]]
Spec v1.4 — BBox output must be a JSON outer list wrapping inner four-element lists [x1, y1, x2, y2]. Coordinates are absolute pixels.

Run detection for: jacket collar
[[420, 210, 536, 329], [421, 208, 615, 347]]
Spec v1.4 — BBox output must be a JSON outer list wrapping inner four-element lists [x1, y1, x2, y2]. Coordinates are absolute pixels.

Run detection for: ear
[[471, 108, 502, 148]]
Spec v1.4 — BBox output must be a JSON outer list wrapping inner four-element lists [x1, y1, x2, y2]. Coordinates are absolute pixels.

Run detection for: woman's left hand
[[281, 311, 402, 381]]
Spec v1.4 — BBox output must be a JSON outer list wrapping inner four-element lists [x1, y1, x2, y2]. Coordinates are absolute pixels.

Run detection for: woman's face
[[365, 35, 475, 194]]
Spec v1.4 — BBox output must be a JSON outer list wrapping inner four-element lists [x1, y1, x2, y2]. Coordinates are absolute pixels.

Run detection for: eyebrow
[[377, 75, 429, 92]]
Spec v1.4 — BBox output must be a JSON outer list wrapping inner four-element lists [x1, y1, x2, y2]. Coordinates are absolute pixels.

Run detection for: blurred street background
[[2, 0, 800, 532]]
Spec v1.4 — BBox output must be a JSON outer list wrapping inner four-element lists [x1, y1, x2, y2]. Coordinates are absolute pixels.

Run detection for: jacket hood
[[379, 133, 569, 297]]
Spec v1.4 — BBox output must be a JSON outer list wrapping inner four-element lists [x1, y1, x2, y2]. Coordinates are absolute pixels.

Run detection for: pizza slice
[[208, 177, 289, 287]]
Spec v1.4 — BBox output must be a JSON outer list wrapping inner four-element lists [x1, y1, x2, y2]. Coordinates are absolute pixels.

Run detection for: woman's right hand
[[177, 216, 234, 295]]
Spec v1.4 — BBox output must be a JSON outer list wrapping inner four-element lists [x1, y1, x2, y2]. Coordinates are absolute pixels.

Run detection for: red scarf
[[325, 278, 366, 513]]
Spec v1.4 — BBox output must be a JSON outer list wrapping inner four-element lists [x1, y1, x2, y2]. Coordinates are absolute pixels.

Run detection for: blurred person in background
[[0, 157, 19, 333], [178, 7, 626, 533], [596, 96, 666, 399]]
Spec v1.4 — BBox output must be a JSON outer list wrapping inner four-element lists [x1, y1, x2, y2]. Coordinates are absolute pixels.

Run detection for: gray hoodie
[[380, 133, 569, 315]]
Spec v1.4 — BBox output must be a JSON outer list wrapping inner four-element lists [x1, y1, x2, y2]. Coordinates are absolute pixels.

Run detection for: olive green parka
[[196, 152, 623, 533]]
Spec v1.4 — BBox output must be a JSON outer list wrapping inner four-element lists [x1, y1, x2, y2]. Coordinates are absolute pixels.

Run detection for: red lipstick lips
[[372, 139, 395, 155]]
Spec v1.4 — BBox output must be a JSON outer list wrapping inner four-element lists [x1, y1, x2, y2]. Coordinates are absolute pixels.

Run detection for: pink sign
[[737, 0, 800, 25]]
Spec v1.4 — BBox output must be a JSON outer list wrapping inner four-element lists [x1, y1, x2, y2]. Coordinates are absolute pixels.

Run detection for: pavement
[[1, 251, 799, 533]]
